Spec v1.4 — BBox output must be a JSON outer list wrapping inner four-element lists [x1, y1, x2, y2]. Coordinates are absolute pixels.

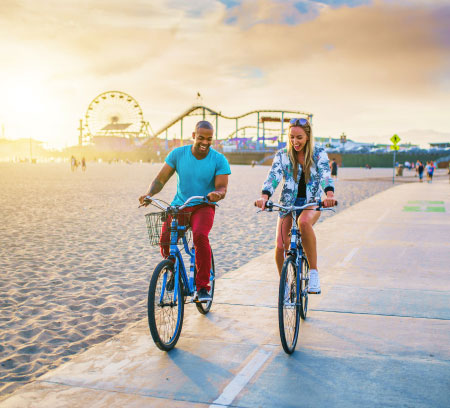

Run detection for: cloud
[[0, 0, 449, 147], [309, 0, 371, 8]]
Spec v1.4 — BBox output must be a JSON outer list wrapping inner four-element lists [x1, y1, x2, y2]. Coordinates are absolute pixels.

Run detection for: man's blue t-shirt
[[165, 145, 231, 207]]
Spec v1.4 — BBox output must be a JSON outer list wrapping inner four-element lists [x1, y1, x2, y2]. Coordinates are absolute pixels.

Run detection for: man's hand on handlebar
[[206, 191, 224, 203], [138, 195, 152, 207]]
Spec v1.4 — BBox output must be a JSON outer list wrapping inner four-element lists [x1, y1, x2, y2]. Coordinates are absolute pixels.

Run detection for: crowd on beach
[[329, 157, 443, 183], [400, 160, 437, 182]]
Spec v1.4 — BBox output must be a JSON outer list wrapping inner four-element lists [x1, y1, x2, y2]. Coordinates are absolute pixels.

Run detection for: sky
[[0, 0, 449, 149]]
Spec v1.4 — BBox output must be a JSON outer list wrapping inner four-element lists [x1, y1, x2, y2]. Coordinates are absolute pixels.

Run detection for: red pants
[[160, 204, 215, 291]]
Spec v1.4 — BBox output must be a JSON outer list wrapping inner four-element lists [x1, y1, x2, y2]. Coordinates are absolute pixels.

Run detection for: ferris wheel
[[85, 91, 150, 141]]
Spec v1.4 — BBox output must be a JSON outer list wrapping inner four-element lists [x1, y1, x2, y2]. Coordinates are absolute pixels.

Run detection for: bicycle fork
[[188, 248, 195, 292]]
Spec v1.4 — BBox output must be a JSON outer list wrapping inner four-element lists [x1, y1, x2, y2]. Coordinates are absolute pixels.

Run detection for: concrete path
[[2, 180, 449, 408]]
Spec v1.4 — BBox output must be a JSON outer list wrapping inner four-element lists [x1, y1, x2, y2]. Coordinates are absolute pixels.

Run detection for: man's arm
[[139, 163, 175, 205], [206, 174, 229, 202], [147, 163, 175, 196]]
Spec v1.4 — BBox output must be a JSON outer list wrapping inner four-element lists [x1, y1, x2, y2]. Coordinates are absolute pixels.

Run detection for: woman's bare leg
[[275, 216, 292, 276], [298, 209, 321, 269]]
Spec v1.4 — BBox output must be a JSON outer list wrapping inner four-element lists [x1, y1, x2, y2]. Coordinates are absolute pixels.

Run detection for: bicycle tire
[[195, 250, 215, 315], [300, 255, 309, 320], [148, 260, 184, 351], [278, 255, 300, 354]]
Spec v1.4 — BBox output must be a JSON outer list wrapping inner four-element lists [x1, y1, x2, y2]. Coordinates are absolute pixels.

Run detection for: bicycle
[[259, 199, 335, 354], [140, 195, 217, 351]]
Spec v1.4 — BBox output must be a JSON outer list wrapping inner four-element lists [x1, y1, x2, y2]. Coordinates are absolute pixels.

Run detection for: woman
[[255, 118, 337, 294]]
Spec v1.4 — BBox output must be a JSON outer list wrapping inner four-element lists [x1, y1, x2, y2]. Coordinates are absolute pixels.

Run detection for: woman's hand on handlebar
[[322, 193, 337, 208], [255, 194, 269, 210]]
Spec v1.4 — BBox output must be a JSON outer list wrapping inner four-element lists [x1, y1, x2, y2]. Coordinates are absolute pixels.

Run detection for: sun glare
[[7, 82, 47, 116], [0, 73, 60, 144]]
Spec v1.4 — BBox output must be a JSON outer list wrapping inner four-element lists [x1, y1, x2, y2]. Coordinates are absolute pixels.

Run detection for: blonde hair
[[286, 121, 314, 183]]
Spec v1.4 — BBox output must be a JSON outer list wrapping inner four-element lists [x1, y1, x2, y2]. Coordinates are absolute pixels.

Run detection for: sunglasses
[[289, 118, 309, 127]]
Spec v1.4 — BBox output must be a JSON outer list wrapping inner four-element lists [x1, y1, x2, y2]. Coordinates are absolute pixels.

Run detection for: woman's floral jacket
[[261, 146, 334, 216]]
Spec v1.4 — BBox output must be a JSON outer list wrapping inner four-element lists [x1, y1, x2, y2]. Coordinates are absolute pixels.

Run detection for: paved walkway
[[2, 180, 449, 407]]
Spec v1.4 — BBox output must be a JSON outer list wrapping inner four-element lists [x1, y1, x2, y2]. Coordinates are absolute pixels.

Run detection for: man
[[139, 120, 231, 302]]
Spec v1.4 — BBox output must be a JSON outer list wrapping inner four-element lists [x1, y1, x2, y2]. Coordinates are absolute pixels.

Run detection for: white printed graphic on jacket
[[261, 146, 334, 217]]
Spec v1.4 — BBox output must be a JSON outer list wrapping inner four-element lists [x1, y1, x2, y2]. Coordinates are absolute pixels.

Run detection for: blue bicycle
[[142, 195, 216, 351], [261, 200, 334, 354]]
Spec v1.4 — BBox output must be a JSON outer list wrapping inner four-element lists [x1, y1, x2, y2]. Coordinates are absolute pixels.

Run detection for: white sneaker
[[308, 269, 321, 294]]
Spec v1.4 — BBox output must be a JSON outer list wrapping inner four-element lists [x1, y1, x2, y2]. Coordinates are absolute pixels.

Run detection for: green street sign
[[390, 145, 400, 151], [390, 134, 401, 144]]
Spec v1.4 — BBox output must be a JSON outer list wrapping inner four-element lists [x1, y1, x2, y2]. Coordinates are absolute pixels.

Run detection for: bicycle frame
[[144, 195, 217, 305], [144, 194, 218, 351], [286, 212, 303, 306], [159, 213, 196, 306], [263, 200, 325, 305]]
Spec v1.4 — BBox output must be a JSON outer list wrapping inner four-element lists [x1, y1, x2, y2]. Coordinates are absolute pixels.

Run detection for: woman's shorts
[[294, 197, 307, 218]]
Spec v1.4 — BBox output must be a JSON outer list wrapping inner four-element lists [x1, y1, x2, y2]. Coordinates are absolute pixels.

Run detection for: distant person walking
[[330, 158, 338, 179], [81, 157, 86, 172], [70, 156, 77, 172], [426, 161, 435, 183], [417, 161, 424, 182]]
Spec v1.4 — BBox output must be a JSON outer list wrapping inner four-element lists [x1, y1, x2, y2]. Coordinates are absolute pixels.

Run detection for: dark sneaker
[[196, 288, 212, 302]]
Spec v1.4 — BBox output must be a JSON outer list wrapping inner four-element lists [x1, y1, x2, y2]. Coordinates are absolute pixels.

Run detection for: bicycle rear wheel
[[278, 255, 300, 354], [148, 260, 184, 351], [300, 255, 309, 320], [196, 250, 215, 315]]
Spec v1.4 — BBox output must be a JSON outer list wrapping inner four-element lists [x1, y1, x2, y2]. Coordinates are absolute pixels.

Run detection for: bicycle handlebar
[[140, 195, 218, 211], [256, 199, 338, 213]]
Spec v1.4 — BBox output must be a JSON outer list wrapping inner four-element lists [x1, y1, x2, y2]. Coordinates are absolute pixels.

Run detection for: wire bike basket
[[145, 211, 192, 247]]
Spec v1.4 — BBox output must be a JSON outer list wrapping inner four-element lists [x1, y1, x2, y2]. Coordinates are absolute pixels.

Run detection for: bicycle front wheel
[[196, 250, 215, 315], [278, 255, 300, 354], [148, 260, 184, 351]]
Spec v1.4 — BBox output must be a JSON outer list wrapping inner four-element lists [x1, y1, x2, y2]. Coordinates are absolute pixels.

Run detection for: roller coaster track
[[151, 105, 313, 139], [228, 125, 282, 138]]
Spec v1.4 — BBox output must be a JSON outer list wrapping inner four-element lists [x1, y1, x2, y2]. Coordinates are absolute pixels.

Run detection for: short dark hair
[[195, 120, 214, 131]]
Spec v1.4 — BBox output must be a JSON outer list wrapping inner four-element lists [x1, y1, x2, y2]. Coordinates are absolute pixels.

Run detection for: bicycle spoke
[[279, 256, 300, 353], [155, 270, 177, 343], [300, 256, 309, 320]]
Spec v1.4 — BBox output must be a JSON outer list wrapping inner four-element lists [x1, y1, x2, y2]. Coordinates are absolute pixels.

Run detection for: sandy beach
[[1, 162, 431, 398]]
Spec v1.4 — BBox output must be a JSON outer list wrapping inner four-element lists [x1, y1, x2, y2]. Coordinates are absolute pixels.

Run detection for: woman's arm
[[316, 149, 336, 207], [255, 150, 284, 209], [261, 150, 284, 198]]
